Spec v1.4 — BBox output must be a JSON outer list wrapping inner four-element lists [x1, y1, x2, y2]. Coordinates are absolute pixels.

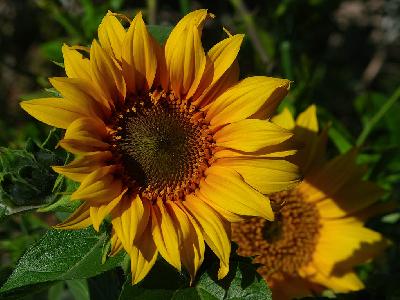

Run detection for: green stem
[[230, 0, 270, 69], [147, 0, 157, 24], [356, 86, 400, 146]]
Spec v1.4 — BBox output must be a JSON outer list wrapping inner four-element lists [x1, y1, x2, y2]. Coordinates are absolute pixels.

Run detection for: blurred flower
[[20, 9, 300, 284], [232, 105, 390, 299]]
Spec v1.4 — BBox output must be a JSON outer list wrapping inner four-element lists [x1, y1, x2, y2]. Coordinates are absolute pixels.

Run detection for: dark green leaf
[[147, 25, 173, 44], [119, 256, 271, 300], [0, 228, 124, 294], [66, 279, 90, 300], [119, 259, 187, 300], [88, 269, 122, 300]]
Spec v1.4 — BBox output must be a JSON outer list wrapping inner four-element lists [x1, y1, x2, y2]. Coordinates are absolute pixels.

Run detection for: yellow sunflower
[[20, 10, 300, 284], [232, 105, 390, 299]]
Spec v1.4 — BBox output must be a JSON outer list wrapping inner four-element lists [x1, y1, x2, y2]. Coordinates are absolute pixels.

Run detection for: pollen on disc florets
[[232, 189, 321, 281], [110, 89, 215, 203]]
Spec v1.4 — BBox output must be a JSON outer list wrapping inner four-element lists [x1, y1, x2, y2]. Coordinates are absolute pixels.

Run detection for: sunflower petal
[[217, 158, 300, 195], [111, 194, 150, 253], [271, 107, 295, 130], [168, 201, 205, 282], [52, 151, 112, 182], [62, 44, 91, 81], [314, 218, 389, 277], [195, 34, 244, 101], [165, 9, 208, 98], [20, 98, 89, 129], [310, 271, 364, 293], [71, 165, 122, 203], [299, 150, 362, 202], [151, 200, 181, 270], [214, 119, 293, 152], [122, 12, 157, 93], [50, 77, 112, 115], [183, 194, 230, 279], [199, 165, 274, 220], [90, 189, 126, 231], [316, 181, 384, 219], [54, 202, 91, 230], [296, 104, 318, 134], [98, 11, 126, 61], [59, 117, 109, 154], [153, 39, 169, 90], [206, 76, 290, 126], [195, 59, 240, 108], [130, 225, 158, 284], [110, 231, 124, 256], [90, 40, 126, 104], [196, 190, 245, 222]]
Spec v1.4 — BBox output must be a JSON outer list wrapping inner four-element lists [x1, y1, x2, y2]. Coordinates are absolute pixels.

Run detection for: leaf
[[147, 25, 173, 44], [0, 132, 67, 217], [66, 279, 90, 300], [119, 259, 187, 300], [88, 270, 122, 300], [119, 255, 271, 300], [0, 228, 124, 294]]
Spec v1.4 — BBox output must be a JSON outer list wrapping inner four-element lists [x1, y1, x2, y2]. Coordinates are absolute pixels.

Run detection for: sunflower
[[20, 9, 300, 284], [232, 105, 390, 299]]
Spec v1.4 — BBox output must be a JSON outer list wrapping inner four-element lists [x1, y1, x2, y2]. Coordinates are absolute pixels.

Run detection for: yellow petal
[[195, 59, 239, 108], [90, 40, 126, 104], [20, 98, 89, 129], [130, 224, 158, 284], [52, 151, 112, 182], [194, 34, 244, 101], [168, 201, 205, 283], [90, 188, 126, 231], [153, 40, 169, 90], [71, 165, 122, 203], [216, 158, 300, 194], [165, 9, 209, 98], [214, 119, 293, 152], [183, 194, 231, 279], [110, 231, 124, 256], [54, 202, 92, 230], [50, 77, 112, 116], [292, 105, 323, 172], [111, 194, 150, 253], [151, 200, 181, 270], [199, 165, 274, 220], [271, 107, 295, 130], [206, 76, 290, 126], [196, 190, 245, 223], [62, 44, 91, 81], [98, 11, 126, 62], [296, 104, 318, 133], [214, 147, 297, 159], [59, 117, 109, 154], [314, 217, 389, 277], [122, 12, 157, 93], [316, 181, 384, 219], [310, 270, 364, 293], [299, 150, 361, 202]]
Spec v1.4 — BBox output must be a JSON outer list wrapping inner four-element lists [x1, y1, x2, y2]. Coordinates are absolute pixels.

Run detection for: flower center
[[232, 189, 320, 281], [111, 90, 214, 202]]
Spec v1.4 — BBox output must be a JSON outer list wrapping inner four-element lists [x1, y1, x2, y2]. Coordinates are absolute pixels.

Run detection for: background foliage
[[0, 0, 399, 299]]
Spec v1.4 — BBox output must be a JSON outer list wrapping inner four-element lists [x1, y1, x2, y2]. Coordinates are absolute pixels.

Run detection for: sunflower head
[[21, 9, 300, 284], [232, 105, 390, 299]]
